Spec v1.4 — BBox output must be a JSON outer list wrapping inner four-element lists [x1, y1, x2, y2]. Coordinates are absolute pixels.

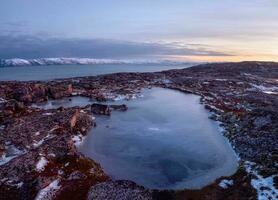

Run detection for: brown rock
[[67, 84, 73, 94], [1, 100, 27, 120], [32, 84, 48, 102], [70, 110, 80, 129]]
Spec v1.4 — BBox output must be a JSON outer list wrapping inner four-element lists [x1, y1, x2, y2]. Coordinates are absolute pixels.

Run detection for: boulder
[[91, 104, 111, 115], [12, 84, 48, 103], [70, 110, 80, 129], [0, 100, 27, 120], [49, 84, 73, 99]]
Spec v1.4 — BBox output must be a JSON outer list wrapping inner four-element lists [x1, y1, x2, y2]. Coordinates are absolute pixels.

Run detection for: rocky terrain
[[0, 61, 277, 200]]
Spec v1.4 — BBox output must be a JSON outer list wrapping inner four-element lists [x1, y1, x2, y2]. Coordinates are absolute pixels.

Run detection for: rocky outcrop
[[48, 84, 72, 99], [70, 110, 80, 129], [12, 84, 48, 103], [0, 104, 107, 199], [0, 99, 28, 123]]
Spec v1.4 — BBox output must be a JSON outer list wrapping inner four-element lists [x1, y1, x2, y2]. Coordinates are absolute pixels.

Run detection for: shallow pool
[[31, 96, 93, 109], [78, 88, 238, 189]]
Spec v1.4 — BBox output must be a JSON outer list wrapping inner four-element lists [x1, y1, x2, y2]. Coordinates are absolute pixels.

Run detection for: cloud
[[0, 34, 232, 59], [0, 21, 29, 35]]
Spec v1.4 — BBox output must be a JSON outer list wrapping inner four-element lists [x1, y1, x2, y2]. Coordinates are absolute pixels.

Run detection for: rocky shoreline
[[0, 61, 277, 200]]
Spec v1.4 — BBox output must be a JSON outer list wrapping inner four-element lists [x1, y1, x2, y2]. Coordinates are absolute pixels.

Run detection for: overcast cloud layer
[[1, 0, 278, 61], [0, 35, 230, 59]]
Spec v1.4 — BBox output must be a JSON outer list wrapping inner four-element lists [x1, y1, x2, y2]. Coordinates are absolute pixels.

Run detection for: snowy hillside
[[0, 58, 184, 67]]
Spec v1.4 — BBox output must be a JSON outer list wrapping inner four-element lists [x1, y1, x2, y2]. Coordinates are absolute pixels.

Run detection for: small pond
[[31, 96, 93, 109], [78, 88, 238, 190]]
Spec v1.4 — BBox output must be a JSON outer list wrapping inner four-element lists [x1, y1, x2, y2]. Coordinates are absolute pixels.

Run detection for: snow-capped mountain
[[0, 58, 186, 67]]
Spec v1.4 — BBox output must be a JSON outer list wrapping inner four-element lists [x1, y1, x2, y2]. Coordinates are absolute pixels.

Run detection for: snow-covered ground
[[36, 157, 48, 172], [35, 179, 61, 200], [245, 161, 278, 200], [249, 83, 278, 95], [0, 145, 26, 166], [72, 134, 84, 147]]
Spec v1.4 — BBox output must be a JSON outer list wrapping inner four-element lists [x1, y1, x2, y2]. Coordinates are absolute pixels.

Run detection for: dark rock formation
[[110, 104, 128, 111], [91, 104, 111, 115]]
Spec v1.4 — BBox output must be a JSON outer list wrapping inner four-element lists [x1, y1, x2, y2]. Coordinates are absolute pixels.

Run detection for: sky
[[1, 0, 278, 62]]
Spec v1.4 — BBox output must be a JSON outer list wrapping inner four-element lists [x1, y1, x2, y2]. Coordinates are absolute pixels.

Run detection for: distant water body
[[0, 63, 196, 81]]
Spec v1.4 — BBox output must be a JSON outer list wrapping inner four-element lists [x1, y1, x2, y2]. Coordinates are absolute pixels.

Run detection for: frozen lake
[[79, 88, 238, 189]]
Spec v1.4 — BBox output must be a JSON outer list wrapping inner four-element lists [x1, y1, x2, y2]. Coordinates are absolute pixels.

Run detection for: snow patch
[[42, 113, 54, 116], [105, 93, 144, 101], [33, 134, 55, 148], [245, 161, 278, 200], [263, 91, 277, 95], [161, 79, 172, 84], [219, 179, 234, 189], [35, 179, 61, 200], [72, 134, 84, 147], [0, 155, 19, 166], [250, 83, 278, 95], [36, 157, 48, 172], [3, 180, 24, 189], [113, 95, 127, 101], [48, 153, 56, 158], [16, 182, 24, 188], [0, 98, 7, 104], [205, 104, 224, 113], [0, 145, 26, 166]]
